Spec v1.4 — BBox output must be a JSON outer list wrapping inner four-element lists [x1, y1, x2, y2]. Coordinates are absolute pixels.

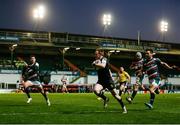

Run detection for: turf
[[0, 93, 179, 124]]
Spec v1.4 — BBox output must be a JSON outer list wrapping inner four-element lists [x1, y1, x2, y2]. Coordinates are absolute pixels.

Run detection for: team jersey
[[96, 57, 113, 84], [143, 58, 161, 80], [131, 58, 144, 77], [118, 71, 129, 83], [23, 62, 40, 81]]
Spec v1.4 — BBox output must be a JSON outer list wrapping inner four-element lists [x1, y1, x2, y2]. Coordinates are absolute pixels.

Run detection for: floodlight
[[103, 14, 111, 26], [160, 21, 168, 32]]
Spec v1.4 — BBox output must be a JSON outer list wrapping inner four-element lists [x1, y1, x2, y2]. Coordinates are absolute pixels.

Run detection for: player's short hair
[[145, 49, 153, 53], [120, 66, 124, 70], [30, 55, 36, 58], [96, 49, 104, 54]]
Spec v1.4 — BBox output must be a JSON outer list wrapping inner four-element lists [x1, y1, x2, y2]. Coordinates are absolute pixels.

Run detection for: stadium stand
[[0, 29, 179, 93]]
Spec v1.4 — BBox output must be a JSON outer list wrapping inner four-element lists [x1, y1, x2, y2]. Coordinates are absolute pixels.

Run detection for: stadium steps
[[70, 76, 82, 84], [64, 59, 87, 77]]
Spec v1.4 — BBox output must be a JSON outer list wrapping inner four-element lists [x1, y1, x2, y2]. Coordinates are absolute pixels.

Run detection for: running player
[[93, 50, 127, 113], [22, 55, 51, 106], [126, 52, 145, 103], [61, 75, 69, 93], [143, 49, 174, 109], [118, 67, 131, 96]]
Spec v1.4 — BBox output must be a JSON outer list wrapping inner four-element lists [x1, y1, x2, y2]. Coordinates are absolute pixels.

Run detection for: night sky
[[0, 0, 179, 43]]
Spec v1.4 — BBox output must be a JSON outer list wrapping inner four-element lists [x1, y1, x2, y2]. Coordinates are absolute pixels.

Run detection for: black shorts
[[99, 80, 116, 91], [119, 81, 127, 86]]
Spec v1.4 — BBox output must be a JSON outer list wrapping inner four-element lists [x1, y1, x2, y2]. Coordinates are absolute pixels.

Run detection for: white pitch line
[[0, 111, 122, 116], [0, 112, 52, 116]]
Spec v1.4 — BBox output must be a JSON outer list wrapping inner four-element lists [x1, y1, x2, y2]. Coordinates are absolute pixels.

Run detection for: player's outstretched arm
[[161, 62, 173, 69]]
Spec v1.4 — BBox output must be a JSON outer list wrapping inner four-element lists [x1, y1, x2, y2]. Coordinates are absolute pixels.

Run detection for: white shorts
[[149, 79, 161, 87], [27, 80, 42, 88]]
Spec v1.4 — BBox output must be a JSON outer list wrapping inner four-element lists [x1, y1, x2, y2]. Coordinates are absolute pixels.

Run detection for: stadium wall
[[0, 72, 180, 89]]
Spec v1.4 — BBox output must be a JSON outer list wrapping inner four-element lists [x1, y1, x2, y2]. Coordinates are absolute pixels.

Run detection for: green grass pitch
[[0, 93, 179, 124]]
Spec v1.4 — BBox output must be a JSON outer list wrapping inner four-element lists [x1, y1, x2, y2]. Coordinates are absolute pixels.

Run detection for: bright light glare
[[76, 48, 80, 50], [33, 5, 45, 19], [103, 14, 111, 26], [64, 47, 70, 51], [160, 21, 168, 32], [12, 44, 17, 47], [109, 50, 115, 53], [27, 33, 31, 37]]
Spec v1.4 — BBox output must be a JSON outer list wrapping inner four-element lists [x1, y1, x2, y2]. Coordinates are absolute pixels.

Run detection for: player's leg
[[132, 84, 138, 98], [133, 76, 143, 98], [33, 81, 51, 106], [127, 75, 145, 103], [23, 81, 33, 103], [64, 85, 69, 93], [94, 83, 109, 108], [144, 84, 155, 109], [154, 80, 161, 94], [139, 75, 145, 90], [110, 88, 127, 113], [126, 83, 138, 103], [107, 82, 127, 113], [145, 79, 160, 109], [119, 82, 125, 96], [62, 84, 64, 93], [39, 84, 51, 106], [132, 77, 140, 99], [124, 85, 128, 95], [126, 83, 132, 96], [94, 83, 105, 99]]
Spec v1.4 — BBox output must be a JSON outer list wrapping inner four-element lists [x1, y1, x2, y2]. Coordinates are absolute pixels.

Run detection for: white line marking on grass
[[0, 111, 121, 115], [1, 113, 52, 116]]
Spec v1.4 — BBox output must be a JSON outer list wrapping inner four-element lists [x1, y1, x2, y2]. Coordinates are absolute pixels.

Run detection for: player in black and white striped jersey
[[93, 50, 127, 113], [21, 55, 51, 106]]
